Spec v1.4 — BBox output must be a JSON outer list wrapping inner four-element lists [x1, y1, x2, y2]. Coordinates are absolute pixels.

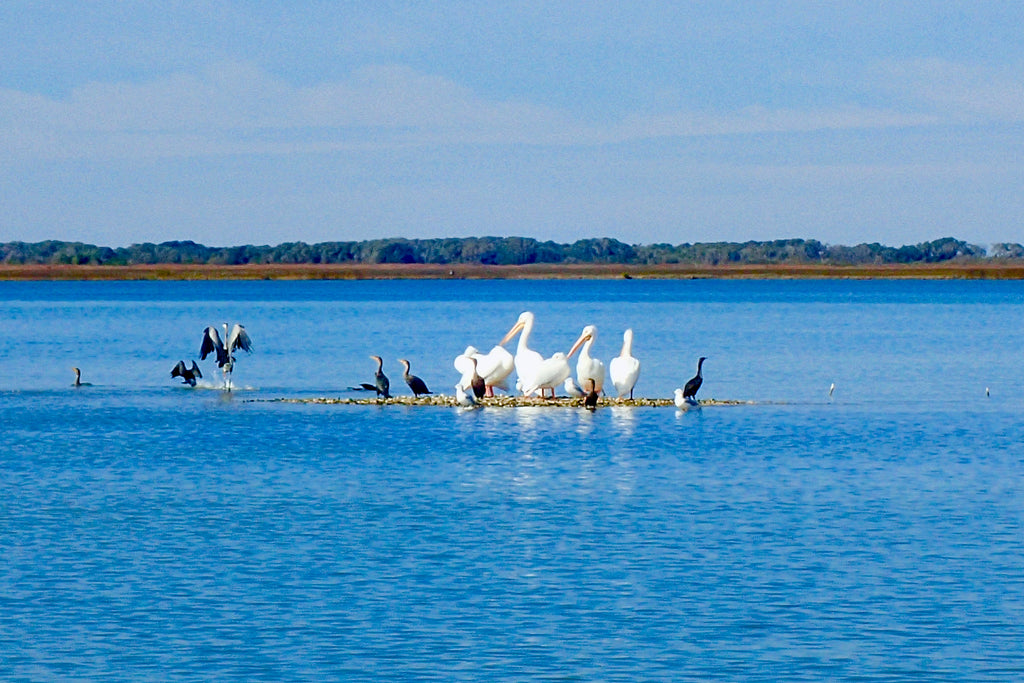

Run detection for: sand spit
[[248, 395, 754, 408]]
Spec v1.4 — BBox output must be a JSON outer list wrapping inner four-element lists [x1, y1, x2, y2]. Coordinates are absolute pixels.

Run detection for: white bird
[[455, 383, 477, 407], [524, 351, 571, 398], [674, 388, 687, 410], [609, 328, 641, 399], [500, 311, 546, 396], [829, 382, 836, 400], [567, 324, 606, 394], [563, 376, 584, 398], [199, 323, 253, 390], [454, 345, 513, 396]]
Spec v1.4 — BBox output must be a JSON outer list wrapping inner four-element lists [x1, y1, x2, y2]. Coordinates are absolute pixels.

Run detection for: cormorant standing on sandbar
[[370, 355, 391, 399], [682, 357, 706, 404], [584, 378, 599, 411], [399, 358, 431, 397]]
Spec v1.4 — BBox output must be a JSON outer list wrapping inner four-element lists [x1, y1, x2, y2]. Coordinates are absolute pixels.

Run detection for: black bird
[[682, 356, 706, 404], [370, 355, 391, 399], [469, 357, 486, 400], [171, 360, 203, 387], [399, 358, 432, 397], [71, 367, 92, 387], [584, 378, 599, 411]]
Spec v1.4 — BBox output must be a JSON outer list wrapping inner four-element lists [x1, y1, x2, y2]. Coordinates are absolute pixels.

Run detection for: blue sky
[[2, 2, 1023, 248]]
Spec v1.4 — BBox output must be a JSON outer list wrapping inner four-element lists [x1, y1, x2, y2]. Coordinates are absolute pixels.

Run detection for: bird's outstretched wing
[[228, 324, 253, 353], [171, 360, 186, 378], [190, 361, 202, 379], [199, 326, 223, 360]]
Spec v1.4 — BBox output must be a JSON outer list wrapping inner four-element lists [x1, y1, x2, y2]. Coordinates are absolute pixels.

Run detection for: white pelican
[[567, 324, 606, 393], [199, 323, 253, 391], [499, 311, 546, 396], [524, 351, 571, 398], [454, 345, 513, 396], [609, 329, 641, 399]]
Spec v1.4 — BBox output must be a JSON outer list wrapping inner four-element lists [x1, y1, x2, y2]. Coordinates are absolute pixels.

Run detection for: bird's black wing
[[190, 361, 202, 379], [409, 376, 431, 396], [171, 360, 186, 378], [199, 327, 222, 360]]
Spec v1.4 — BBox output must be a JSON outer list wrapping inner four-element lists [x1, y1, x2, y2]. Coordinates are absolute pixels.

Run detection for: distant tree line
[[1, 236, 1018, 267]]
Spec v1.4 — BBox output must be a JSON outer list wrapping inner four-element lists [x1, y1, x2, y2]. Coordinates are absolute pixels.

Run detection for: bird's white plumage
[[673, 388, 687, 409], [564, 376, 584, 398], [455, 344, 513, 393], [609, 328, 641, 399], [568, 324, 605, 393], [500, 312, 547, 396], [522, 351, 571, 397]]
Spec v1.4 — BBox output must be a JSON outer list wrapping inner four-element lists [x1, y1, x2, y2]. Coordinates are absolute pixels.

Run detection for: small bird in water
[[399, 358, 431, 397], [584, 378, 599, 411], [370, 355, 391, 399], [71, 367, 92, 387], [682, 356, 706, 404], [171, 360, 203, 387], [829, 382, 835, 400]]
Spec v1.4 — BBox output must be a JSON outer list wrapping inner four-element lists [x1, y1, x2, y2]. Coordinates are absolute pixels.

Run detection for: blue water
[[2, 279, 1024, 680]]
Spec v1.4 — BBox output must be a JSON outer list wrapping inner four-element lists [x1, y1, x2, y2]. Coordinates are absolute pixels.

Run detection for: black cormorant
[[584, 378, 599, 411], [399, 358, 431, 397], [370, 355, 391, 399], [71, 367, 92, 387], [171, 360, 203, 386], [682, 356, 706, 403]]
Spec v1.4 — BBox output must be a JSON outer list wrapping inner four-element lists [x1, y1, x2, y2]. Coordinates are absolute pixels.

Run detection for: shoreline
[[3, 262, 1024, 281]]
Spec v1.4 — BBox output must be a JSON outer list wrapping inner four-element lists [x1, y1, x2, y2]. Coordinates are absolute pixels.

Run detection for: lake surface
[[2, 279, 1023, 680]]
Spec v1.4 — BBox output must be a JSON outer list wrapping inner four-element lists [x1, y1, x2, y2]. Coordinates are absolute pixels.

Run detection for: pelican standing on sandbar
[[609, 328, 641, 399], [568, 324, 606, 394], [199, 323, 253, 391], [499, 312, 545, 396]]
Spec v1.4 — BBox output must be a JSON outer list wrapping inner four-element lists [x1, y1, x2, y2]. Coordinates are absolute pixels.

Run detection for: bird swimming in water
[[71, 367, 92, 387], [399, 359, 431, 397], [171, 360, 203, 387], [682, 356, 706, 404], [829, 382, 835, 400], [370, 355, 391, 399], [584, 378, 599, 411], [609, 329, 641, 399]]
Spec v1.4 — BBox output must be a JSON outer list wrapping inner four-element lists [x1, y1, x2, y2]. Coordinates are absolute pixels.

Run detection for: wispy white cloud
[[868, 58, 1024, 123], [2, 59, 1022, 163]]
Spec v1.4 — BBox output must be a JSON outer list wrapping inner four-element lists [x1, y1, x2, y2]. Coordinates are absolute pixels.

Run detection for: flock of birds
[[348, 310, 707, 411], [74, 312, 709, 410]]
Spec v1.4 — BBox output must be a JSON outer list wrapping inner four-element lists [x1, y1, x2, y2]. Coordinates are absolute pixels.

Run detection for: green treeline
[[2, 236, 1022, 267]]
